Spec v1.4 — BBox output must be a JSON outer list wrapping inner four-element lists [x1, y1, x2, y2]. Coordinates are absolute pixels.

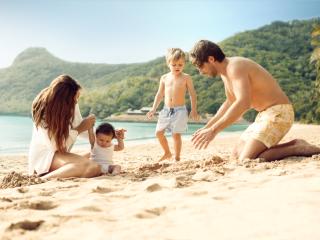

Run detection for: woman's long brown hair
[[32, 75, 82, 153]]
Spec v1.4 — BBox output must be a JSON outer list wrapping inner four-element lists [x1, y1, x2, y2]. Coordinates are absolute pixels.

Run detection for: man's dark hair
[[189, 40, 225, 67], [96, 122, 115, 138]]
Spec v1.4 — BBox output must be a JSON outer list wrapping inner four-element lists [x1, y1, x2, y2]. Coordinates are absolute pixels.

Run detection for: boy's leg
[[172, 133, 182, 161], [156, 130, 172, 161]]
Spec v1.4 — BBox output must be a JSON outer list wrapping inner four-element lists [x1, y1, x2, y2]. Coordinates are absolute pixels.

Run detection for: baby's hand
[[146, 110, 155, 119], [115, 128, 126, 139]]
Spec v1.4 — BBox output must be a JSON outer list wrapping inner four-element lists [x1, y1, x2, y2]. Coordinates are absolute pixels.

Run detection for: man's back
[[224, 57, 290, 112]]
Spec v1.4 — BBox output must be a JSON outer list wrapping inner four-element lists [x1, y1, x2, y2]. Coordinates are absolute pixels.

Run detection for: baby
[[89, 123, 125, 175]]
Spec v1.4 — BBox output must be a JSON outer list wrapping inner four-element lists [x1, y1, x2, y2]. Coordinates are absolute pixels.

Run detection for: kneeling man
[[190, 40, 320, 161]]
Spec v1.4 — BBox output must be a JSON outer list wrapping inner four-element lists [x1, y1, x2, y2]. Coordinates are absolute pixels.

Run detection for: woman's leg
[[42, 152, 101, 179]]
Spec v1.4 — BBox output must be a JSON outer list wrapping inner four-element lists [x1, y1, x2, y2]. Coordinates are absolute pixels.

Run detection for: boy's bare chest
[[164, 77, 186, 90]]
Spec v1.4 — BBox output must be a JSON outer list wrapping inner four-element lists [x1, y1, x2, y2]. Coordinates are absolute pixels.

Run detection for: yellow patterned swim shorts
[[240, 104, 294, 148]]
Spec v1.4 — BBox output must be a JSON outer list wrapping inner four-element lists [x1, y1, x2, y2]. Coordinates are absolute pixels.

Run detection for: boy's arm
[[147, 76, 165, 119], [186, 75, 199, 120]]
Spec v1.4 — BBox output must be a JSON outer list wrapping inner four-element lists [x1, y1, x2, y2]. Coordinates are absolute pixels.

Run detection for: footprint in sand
[[19, 200, 57, 210], [92, 186, 115, 194], [135, 206, 166, 219], [186, 190, 208, 197], [175, 176, 193, 188], [78, 206, 102, 212], [212, 196, 229, 201], [145, 183, 162, 192], [17, 187, 28, 193], [0, 197, 13, 202], [6, 220, 44, 231], [38, 189, 55, 196]]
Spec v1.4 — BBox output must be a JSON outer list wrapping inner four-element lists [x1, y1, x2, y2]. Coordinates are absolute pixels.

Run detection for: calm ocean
[[0, 116, 248, 154]]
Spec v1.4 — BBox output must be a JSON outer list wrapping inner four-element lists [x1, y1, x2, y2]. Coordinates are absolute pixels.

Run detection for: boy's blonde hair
[[166, 48, 186, 64]]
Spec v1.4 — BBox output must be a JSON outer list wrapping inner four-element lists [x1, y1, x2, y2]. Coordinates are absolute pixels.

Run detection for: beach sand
[[0, 124, 320, 240]]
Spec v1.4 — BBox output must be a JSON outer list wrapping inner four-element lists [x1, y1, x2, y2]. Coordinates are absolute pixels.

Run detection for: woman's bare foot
[[159, 152, 172, 161]]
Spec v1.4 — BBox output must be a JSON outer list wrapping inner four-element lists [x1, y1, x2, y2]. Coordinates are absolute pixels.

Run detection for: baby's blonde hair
[[166, 48, 186, 64]]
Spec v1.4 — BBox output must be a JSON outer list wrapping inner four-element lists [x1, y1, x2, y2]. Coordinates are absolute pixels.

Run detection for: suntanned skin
[[192, 56, 320, 161], [147, 58, 199, 161], [42, 91, 101, 179]]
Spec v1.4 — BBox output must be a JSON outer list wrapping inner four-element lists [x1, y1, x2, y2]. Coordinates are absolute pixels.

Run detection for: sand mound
[[134, 155, 226, 179], [0, 171, 45, 189]]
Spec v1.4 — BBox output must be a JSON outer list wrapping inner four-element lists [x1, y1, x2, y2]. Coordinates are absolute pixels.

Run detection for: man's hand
[[189, 110, 200, 121], [146, 109, 156, 119], [192, 127, 217, 150]]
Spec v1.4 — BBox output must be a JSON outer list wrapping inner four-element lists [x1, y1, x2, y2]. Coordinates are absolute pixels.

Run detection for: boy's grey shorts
[[155, 105, 188, 134]]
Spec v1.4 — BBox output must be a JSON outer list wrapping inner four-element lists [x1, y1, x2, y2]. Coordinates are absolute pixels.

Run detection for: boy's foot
[[159, 152, 172, 161]]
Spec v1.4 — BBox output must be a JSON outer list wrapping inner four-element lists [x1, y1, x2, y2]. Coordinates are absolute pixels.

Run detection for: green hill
[[0, 18, 319, 123]]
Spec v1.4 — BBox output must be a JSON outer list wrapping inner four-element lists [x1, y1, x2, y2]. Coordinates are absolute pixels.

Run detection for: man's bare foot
[[175, 156, 180, 161], [159, 152, 172, 161], [292, 139, 320, 156]]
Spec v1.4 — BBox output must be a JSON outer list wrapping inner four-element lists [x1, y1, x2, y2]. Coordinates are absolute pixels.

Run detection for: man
[[190, 40, 320, 161]]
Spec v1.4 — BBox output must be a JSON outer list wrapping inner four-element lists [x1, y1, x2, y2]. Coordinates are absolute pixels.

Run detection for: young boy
[[89, 123, 125, 175], [147, 48, 199, 161]]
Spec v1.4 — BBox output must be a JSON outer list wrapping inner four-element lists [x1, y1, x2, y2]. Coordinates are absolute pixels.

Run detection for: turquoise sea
[[0, 116, 248, 154]]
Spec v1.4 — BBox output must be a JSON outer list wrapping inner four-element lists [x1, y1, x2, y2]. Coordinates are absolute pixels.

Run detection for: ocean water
[[0, 116, 248, 154]]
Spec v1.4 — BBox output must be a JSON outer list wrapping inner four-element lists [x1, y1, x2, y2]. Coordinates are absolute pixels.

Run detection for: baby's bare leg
[[172, 133, 182, 161], [156, 130, 172, 161], [108, 165, 121, 175]]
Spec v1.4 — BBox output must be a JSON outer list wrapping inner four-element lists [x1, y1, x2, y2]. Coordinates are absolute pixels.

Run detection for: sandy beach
[[0, 123, 320, 240]]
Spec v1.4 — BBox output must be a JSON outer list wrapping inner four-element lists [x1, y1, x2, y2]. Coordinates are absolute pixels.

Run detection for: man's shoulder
[[227, 57, 254, 76]]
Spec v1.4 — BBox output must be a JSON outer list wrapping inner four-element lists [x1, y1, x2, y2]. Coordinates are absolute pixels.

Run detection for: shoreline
[[0, 123, 320, 239]]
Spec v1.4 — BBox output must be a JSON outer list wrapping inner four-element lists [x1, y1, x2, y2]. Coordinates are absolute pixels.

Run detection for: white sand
[[0, 124, 320, 240]]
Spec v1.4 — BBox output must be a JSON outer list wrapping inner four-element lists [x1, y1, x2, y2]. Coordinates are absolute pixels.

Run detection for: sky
[[0, 0, 319, 68]]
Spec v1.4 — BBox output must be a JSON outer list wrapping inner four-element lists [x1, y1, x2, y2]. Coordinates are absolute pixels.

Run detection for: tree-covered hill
[[0, 18, 319, 123]]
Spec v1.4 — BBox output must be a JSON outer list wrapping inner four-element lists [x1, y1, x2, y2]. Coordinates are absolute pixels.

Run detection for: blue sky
[[0, 0, 319, 68]]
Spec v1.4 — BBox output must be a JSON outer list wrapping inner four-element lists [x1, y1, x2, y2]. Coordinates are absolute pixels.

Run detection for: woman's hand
[[75, 114, 96, 134]]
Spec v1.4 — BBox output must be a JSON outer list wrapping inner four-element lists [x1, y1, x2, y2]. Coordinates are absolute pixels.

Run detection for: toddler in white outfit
[[90, 123, 125, 175]]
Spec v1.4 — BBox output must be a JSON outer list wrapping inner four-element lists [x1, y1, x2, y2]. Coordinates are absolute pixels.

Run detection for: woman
[[28, 74, 101, 179]]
